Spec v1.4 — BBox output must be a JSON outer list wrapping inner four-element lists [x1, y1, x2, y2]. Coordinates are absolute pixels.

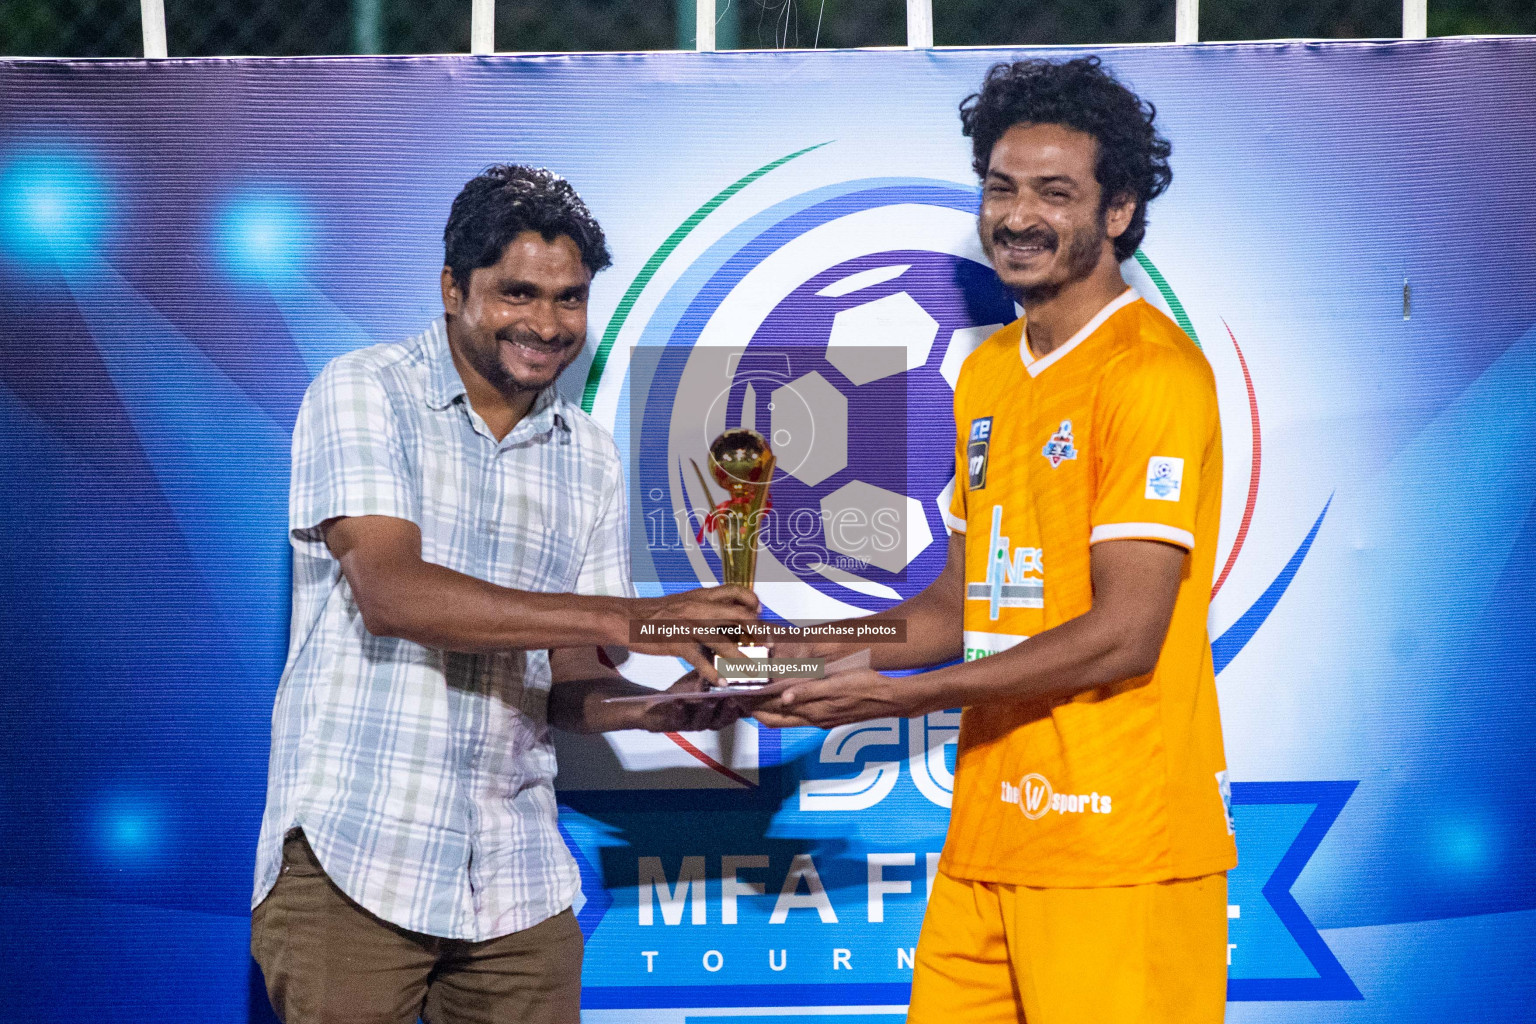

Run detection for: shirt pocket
[[417, 432, 485, 575], [489, 455, 591, 594]]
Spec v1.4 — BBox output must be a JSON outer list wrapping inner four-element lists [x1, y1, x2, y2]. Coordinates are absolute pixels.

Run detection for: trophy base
[[715, 644, 771, 689]]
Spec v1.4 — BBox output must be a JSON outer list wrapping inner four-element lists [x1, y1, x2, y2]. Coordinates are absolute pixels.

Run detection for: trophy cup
[[691, 427, 776, 688]]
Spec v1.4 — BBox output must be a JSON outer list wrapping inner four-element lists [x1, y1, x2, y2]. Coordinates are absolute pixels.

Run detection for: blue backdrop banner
[[1, 38, 1534, 1023]]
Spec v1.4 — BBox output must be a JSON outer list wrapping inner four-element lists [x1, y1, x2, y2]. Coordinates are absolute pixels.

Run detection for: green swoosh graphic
[[1135, 249, 1201, 348], [580, 141, 832, 413]]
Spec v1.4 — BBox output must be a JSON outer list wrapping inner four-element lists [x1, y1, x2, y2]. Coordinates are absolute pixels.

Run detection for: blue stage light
[[1434, 814, 1494, 878], [97, 794, 163, 861], [0, 148, 111, 267], [216, 190, 312, 283]]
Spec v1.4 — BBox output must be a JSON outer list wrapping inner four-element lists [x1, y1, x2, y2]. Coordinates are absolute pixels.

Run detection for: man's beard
[[989, 211, 1106, 307], [468, 325, 581, 397]]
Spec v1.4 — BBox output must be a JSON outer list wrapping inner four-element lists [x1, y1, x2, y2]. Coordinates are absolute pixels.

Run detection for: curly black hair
[[443, 165, 612, 292], [959, 57, 1172, 262]]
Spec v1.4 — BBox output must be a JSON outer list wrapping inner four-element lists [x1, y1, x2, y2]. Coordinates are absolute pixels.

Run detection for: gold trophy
[[691, 427, 775, 687]]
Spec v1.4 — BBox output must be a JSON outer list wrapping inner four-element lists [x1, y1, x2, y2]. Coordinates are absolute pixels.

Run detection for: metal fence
[[1, 0, 1532, 58]]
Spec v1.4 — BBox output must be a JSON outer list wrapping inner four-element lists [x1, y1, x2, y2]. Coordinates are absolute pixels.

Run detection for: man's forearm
[[833, 530, 965, 670], [893, 607, 1159, 717], [754, 539, 1184, 731], [847, 597, 963, 671], [798, 573, 963, 671], [350, 557, 629, 653], [547, 675, 652, 733]]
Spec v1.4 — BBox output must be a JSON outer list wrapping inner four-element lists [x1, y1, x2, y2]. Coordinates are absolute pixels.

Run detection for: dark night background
[[3, 0, 1533, 59]]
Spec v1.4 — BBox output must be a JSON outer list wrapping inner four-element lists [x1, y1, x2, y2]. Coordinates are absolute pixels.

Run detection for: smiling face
[[445, 233, 592, 408], [978, 122, 1135, 305], [441, 230, 591, 403]]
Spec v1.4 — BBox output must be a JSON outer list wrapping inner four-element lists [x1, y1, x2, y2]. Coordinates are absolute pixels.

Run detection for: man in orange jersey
[[755, 57, 1236, 1024]]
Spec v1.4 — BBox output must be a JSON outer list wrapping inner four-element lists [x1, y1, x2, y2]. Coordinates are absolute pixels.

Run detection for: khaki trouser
[[252, 831, 583, 1024]]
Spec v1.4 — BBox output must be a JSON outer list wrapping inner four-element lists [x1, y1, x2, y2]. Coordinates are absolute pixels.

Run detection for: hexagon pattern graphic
[[940, 322, 1005, 389], [819, 479, 935, 574], [772, 371, 847, 487], [826, 291, 939, 386]]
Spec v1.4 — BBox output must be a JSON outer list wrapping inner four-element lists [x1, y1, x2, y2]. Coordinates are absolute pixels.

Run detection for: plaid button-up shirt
[[253, 318, 632, 940]]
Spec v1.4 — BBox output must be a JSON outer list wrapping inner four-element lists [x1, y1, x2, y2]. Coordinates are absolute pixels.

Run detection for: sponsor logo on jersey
[[1146, 455, 1184, 501], [962, 629, 1027, 663], [967, 416, 992, 490], [966, 505, 1044, 620], [1041, 419, 1078, 468], [1000, 772, 1113, 819]]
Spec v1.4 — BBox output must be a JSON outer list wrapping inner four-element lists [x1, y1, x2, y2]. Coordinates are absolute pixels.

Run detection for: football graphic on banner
[[629, 181, 1015, 621]]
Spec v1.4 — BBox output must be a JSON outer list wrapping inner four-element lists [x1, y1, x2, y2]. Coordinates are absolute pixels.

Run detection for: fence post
[[140, 0, 168, 57], [471, 0, 495, 54], [1175, 0, 1198, 43], [1403, 0, 1427, 38], [352, 0, 383, 53], [906, 0, 933, 47], [696, 0, 716, 51]]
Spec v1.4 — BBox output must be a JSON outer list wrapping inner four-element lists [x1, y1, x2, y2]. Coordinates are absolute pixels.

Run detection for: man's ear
[[441, 266, 463, 315], [1105, 193, 1137, 242]]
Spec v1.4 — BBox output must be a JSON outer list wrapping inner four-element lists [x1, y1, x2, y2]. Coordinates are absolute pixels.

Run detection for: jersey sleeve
[[1089, 348, 1216, 551], [288, 356, 420, 555]]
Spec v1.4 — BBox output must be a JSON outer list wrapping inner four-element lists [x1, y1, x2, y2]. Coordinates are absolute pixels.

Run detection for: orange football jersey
[[940, 289, 1238, 887]]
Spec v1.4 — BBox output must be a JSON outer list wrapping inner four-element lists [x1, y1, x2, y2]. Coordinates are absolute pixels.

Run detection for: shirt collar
[[423, 318, 466, 411], [516, 385, 569, 443], [422, 317, 571, 441], [1018, 288, 1140, 378]]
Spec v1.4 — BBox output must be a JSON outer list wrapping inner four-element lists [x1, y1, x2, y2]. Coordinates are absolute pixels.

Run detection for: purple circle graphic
[[724, 249, 1015, 605]]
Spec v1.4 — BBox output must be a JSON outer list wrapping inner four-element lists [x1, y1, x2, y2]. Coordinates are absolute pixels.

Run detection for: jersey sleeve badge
[[1145, 456, 1184, 501]]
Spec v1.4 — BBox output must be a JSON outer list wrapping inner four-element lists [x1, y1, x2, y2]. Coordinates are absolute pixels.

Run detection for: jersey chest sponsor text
[[1000, 772, 1114, 820], [966, 505, 1044, 620], [967, 416, 993, 490]]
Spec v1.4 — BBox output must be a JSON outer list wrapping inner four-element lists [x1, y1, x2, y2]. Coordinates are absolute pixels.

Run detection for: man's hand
[[743, 532, 966, 671], [628, 586, 762, 682], [548, 649, 750, 734], [758, 638, 825, 662], [758, 538, 1189, 730], [752, 668, 935, 729], [627, 672, 751, 734]]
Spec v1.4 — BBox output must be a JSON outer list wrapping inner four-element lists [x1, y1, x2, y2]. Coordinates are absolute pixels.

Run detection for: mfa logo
[[967, 417, 992, 490]]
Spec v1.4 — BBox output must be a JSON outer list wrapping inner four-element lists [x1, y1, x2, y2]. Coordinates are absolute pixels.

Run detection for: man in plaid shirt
[[251, 165, 756, 1024]]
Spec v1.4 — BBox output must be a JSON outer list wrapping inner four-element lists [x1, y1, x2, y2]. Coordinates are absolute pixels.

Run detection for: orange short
[[907, 870, 1228, 1024]]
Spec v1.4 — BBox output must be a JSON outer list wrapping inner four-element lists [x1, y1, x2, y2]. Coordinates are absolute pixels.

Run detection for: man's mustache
[[497, 327, 580, 353], [991, 226, 1058, 251]]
